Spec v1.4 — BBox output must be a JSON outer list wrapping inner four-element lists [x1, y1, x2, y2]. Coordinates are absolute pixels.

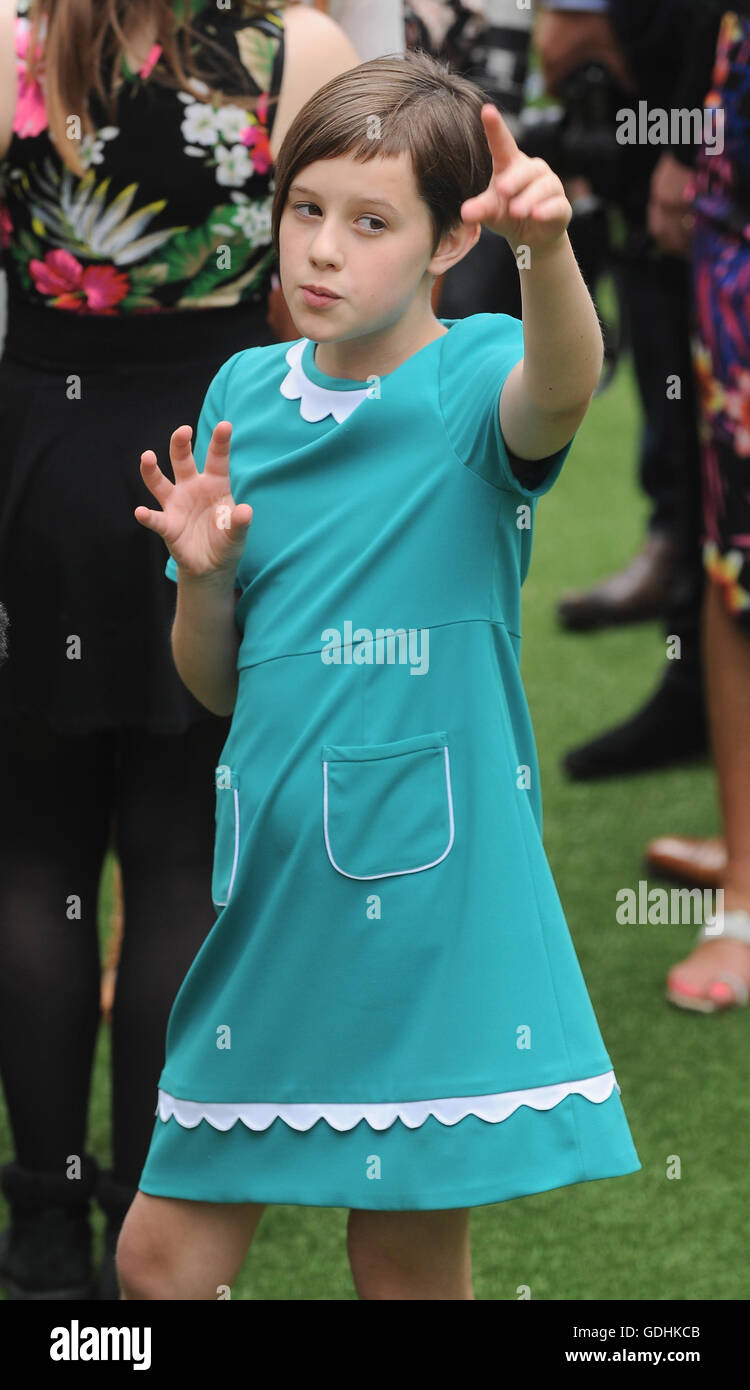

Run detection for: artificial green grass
[[1, 316, 747, 1302]]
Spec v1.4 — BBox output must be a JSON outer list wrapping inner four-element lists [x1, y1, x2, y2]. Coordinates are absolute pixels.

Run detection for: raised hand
[[460, 104, 571, 254], [134, 421, 252, 580]]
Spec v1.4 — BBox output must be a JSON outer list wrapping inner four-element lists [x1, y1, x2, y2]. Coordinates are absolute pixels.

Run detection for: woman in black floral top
[[0, 0, 359, 1301], [3, 3, 284, 313]]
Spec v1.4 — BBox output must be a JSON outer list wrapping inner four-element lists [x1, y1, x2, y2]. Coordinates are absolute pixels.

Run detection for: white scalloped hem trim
[[156, 1071, 620, 1133]]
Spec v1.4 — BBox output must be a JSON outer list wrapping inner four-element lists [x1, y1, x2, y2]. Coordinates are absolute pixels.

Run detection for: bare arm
[[460, 107, 604, 462], [135, 420, 253, 718], [269, 3, 362, 159], [499, 234, 603, 461], [0, 0, 17, 165], [171, 572, 242, 717]]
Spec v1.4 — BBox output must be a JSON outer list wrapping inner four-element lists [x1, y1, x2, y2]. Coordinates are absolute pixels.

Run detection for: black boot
[[0, 1153, 99, 1300], [562, 666, 708, 780], [95, 1168, 138, 1301]]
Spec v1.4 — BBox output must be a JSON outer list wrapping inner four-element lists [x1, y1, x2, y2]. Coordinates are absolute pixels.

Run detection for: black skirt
[[0, 289, 277, 735]]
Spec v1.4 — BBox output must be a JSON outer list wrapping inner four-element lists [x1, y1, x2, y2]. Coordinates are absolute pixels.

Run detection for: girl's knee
[[347, 1206, 471, 1259], [115, 1192, 266, 1300], [115, 1212, 166, 1301], [346, 1207, 473, 1300], [115, 1194, 185, 1300]]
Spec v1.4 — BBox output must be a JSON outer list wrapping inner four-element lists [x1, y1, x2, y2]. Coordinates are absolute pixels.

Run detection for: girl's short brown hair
[[271, 49, 493, 260]]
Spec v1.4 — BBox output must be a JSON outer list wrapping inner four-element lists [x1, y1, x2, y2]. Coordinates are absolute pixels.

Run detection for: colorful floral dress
[[689, 6, 750, 630], [0, 3, 287, 732], [1, 0, 284, 315]]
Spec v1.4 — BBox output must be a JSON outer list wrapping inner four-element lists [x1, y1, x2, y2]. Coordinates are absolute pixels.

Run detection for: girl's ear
[[428, 219, 481, 277]]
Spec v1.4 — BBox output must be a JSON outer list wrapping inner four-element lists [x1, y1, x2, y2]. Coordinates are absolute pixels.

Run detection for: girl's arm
[[460, 105, 604, 462], [135, 421, 252, 717], [499, 233, 604, 461], [171, 571, 241, 717]]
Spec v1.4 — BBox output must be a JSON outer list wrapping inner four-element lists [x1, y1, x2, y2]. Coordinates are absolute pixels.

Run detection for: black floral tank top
[[0, 0, 285, 314]]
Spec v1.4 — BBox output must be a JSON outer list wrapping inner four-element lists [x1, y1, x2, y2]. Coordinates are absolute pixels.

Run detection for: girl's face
[[278, 150, 473, 349]]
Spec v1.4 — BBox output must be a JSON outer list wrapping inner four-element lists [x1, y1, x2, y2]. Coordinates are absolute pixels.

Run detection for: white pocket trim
[[322, 743, 455, 880]]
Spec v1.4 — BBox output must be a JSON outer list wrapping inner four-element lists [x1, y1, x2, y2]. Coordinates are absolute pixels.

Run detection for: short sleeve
[[438, 312, 575, 499], [164, 350, 247, 583]]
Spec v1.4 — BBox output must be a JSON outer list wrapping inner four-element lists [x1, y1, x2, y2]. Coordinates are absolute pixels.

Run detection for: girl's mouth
[[301, 286, 341, 308]]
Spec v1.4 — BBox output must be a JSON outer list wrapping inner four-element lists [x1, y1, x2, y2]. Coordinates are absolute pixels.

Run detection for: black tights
[[0, 713, 231, 1187]]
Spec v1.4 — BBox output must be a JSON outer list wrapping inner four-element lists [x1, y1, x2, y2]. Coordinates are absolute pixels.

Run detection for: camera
[[517, 60, 633, 206]]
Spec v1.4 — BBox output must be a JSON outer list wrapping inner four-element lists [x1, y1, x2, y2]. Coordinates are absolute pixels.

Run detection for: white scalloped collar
[[279, 338, 370, 424]]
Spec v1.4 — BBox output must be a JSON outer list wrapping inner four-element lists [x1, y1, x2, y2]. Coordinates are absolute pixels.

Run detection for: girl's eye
[[292, 203, 385, 233]]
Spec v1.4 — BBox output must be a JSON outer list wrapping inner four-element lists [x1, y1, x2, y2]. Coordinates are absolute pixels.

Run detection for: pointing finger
[[481, 104, 519, 176]]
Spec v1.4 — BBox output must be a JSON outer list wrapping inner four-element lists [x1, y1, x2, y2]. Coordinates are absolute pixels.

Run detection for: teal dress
[[138, 312, 641, 1210]]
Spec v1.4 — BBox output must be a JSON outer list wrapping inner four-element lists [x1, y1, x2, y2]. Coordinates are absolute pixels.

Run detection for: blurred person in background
[[532, 1, 750, 1011], [535, 0, 716, 780], [647, 3, 750, 1013], [0, 0, 359, 1301], [415, 2, 712, 781], [300, 0, 405, 59], [415, 0, 534, 323]]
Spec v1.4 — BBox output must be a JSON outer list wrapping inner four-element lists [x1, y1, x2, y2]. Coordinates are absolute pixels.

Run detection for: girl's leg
[[117, 1192, 266, 1300], [667, 580, 750, 999], [112, 717, 260, 1301], [109, 715, 231, 1185], [346, 1207, 474, 1300], [0, 716, 114, 1170]]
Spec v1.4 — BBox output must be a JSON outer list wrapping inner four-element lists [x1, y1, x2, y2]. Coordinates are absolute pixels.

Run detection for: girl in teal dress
[[119, 49, 640, 1301]]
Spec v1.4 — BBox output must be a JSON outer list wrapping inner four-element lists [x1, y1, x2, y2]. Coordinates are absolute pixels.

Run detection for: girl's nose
[[308, 223, 343, 266]]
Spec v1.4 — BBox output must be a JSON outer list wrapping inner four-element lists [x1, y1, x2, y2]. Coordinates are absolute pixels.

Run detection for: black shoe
[[562, 671, 708, 780], [95, 1168, 138, 1301], [0, 1154, 99, 1300], [556, 530, 682, 631]]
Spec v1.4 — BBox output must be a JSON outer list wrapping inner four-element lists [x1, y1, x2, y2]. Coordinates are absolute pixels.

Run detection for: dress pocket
[[321, 730, 454, 879], [212, 764, 240, 907]]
